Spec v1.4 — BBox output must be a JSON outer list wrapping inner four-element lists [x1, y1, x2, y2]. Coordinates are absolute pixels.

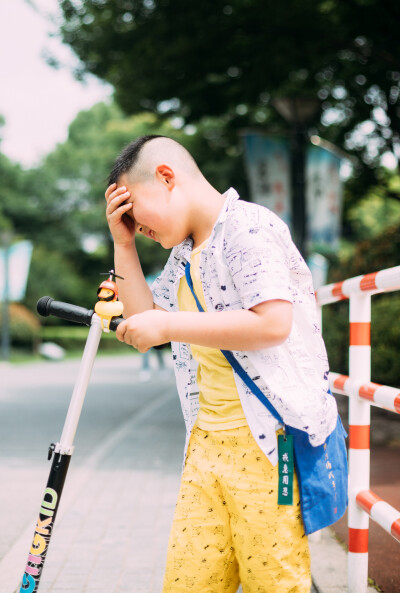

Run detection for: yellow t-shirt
[[177, 239, 247, 430]]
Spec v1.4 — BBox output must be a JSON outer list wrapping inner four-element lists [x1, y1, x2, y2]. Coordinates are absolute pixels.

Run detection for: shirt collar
[[216, 187, 240, 225], [173, 188, 240, 263]]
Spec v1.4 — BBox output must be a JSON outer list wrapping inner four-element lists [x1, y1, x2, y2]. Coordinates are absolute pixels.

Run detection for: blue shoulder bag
[[185, 262, 348, 535]]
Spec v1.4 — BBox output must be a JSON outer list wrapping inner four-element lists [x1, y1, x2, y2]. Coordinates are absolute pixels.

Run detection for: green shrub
[[322, 300, 349, 377], [323, 294, 400, 388], [0, 303, 41, 349], [322, 221, 400, 388], [328, 221, 400, 282], [371, 293, 400, 387]]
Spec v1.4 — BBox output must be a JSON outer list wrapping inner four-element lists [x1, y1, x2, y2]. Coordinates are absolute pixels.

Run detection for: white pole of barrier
[[310, 298, 324, 544], [348, 293, 371, 593]]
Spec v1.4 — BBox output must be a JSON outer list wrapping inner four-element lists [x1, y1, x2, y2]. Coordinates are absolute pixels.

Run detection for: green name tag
[[278, 434, 294, 505]]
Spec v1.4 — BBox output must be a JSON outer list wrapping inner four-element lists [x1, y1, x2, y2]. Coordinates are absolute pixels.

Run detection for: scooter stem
[[19, 313, 104, 593], [57, 314, 103, 454]]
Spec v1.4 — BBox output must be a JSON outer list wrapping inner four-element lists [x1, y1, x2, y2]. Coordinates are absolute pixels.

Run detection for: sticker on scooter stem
[[20, 488, 58, 592]]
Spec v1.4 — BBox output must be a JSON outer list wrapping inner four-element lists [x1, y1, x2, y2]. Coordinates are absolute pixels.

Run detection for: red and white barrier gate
[[316, 265, 400, 593]]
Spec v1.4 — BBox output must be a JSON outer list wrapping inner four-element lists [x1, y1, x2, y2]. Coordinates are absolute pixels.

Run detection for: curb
[[310, 528, 376, 593]]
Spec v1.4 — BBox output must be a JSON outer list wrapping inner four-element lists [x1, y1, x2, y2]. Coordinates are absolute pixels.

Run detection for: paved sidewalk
[[33, 388, 182, 593], [0, 355, 378, 593]]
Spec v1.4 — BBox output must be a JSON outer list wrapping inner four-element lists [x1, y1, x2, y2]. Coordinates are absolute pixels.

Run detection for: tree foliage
[[0, 152, 32, 234], [56, 0, 400, 180]]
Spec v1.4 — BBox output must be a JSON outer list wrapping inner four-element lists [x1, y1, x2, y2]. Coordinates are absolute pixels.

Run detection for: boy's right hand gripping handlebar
[[37, 296, 124, 331]]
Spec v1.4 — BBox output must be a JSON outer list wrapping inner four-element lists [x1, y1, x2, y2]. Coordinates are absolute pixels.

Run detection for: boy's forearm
[[166, 307, 291, 351], [114, 243, 154, 317]]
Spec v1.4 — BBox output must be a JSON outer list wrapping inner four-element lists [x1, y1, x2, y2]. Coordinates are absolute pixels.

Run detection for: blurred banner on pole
[[241, 133, 292, 227], [306, 144, 342, 250], [241, 132, 343, 252], [0, 240, 33, 302]]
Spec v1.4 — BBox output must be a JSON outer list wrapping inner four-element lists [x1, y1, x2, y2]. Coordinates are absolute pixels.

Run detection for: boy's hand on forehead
[[105, 183, 136, 246]]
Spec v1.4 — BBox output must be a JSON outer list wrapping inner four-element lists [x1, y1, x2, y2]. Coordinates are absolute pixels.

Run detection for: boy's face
[[119, 173, 189, 249]]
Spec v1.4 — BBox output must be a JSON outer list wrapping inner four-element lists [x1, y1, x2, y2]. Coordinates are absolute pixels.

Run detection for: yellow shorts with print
[[163, 425, 311, 593]]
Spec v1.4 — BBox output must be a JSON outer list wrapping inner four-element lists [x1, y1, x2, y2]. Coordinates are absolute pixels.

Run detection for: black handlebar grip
[[109, 317, 125, 332], [36, 296, 54, 317], [37, 297, 94, 327]]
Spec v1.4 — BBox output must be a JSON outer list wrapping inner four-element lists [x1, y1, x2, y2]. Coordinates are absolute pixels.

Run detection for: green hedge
[[40, 325, 131, 353]]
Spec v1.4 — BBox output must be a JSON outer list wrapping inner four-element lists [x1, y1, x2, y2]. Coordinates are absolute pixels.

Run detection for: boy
[[105, 135, 338, 593]]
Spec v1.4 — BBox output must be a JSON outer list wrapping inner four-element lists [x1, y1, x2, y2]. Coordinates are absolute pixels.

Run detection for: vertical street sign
[[0, 240, 33, 360], [0, 240, 33, 302]]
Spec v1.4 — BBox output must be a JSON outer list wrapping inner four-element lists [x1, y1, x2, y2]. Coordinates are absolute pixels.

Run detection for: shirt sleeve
[[150, 268, 172, 311], [150, 248, 182, 311], [224, 213, 293, 310]]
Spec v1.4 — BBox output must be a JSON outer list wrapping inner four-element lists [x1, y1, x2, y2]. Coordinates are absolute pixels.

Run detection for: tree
[[56, 0, 400, 186], [0, 152, 31, 235]]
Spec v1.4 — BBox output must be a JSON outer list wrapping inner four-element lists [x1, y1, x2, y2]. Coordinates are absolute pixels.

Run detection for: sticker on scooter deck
[[20, 449, 70, 590]]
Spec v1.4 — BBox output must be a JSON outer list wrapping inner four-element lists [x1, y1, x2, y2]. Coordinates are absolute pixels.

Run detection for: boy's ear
[[156, 164, 175, 190]]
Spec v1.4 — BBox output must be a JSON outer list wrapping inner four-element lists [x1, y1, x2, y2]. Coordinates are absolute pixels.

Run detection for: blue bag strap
[[184, 262, 284, 425]]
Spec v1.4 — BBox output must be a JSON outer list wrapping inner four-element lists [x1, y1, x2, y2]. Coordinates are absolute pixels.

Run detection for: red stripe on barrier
[[333, 375, 348, 392], [391, 519, 400, 543], [349, 528, 369, 553], [332, 282, 346, 300], [350, 322, 371, 346], [394, 394, 400, 415], [360, 273, 378, 292], [358, 383, 378, 402], [356, 490, 383, 514], [349, 425, 370, 449]]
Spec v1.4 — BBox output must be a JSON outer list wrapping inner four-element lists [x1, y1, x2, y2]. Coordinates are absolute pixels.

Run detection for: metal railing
[[316, 265, 400, 593]]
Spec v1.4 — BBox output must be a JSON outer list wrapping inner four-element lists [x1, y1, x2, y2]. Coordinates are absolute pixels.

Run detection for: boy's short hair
[[108, 134, 164, 186], [108, 135, 201, 186]]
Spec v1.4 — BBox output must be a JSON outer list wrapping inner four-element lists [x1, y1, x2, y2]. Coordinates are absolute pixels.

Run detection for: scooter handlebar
[[37, 296, 124, 331]]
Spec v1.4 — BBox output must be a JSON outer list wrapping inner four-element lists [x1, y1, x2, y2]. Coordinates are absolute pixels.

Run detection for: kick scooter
[[19, 272, 124, 593]]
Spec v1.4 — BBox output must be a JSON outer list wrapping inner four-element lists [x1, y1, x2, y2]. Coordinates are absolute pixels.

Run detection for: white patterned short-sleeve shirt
[[151, 188, 338, 466]]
